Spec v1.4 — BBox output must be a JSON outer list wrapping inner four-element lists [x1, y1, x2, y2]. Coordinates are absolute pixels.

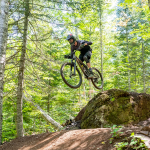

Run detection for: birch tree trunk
[[16, 0, 29, 137], [0, 0, 9, 144]]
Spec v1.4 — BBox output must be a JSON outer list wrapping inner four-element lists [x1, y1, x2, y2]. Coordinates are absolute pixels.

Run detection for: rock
[[74, 106, 86, 121], [75, 89, 150, 129], [141, 125, 150, 135], [62, 119, 81, 130]]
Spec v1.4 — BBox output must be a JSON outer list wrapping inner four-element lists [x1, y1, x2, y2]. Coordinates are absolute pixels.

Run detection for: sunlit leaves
[[2, 0, 150, 143]]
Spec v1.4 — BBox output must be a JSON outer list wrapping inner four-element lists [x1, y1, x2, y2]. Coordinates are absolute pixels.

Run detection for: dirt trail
[[0, 128, 113, 150], [1, 128, 150, 150]]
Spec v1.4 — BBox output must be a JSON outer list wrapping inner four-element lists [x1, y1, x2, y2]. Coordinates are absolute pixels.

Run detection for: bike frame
[[62, 51, 103, 89], [71, 51, 88, 78]]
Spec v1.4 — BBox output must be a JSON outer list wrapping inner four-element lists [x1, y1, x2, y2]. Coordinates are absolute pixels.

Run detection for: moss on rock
[[80, 89, 150, 129]]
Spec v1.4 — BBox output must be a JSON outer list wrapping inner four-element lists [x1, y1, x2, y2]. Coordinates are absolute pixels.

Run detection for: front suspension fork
[[70, 58, 76, 77]]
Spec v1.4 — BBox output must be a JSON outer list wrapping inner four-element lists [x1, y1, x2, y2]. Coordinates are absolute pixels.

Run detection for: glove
[[64, 55, 71, 59]]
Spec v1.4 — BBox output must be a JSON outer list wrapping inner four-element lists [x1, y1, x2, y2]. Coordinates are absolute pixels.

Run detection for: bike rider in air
[[66, 34, 93, 79]]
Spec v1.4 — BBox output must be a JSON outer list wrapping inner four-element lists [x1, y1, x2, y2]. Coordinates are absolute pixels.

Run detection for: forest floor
[[0, 126, 150, 150], [0, 128, 112, 150]]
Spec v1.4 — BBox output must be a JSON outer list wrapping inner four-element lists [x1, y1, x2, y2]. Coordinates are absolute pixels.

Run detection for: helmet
[[66, 34, 76, 45]]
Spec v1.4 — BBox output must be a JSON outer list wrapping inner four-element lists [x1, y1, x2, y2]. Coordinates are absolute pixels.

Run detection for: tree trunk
[[148, 0, 150, 10], [79, 87, 81, 108], [0, 0, 9, 144], [23, 95, 63, 130], [142, 42, 145, 92], [83, 78, 86, 101], [134, 56, 137, 92], [46, 80, 50, 132], [74, 10, 78, 40], [89, 27, 92, 99], [126, 28, 130, 91], [89, 80, 92, 99], [16, 0, 29, 137], [98, 0, 103, 91]]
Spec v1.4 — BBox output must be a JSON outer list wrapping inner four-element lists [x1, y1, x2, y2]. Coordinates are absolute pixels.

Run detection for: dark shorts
[[79, 51, 92, 63]]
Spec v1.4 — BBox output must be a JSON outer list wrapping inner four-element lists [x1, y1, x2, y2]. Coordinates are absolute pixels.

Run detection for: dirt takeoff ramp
[[0, 128, 112, 150]]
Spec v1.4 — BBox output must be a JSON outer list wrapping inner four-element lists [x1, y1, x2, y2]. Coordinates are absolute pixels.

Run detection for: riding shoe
[[88, 71, 94, 79]]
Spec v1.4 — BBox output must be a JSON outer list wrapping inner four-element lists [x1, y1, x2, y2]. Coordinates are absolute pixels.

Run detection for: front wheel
[[60, 62, 82, 89], [91, 67, 103, 89]]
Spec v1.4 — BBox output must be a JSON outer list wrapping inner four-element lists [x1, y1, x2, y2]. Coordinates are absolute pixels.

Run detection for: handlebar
[[64, 49, 80, 59], [64, 55, 72, 59], [64, 44, 85, 59]]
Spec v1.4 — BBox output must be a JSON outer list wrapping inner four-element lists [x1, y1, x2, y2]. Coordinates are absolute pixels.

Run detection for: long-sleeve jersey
[[71, 40, 92, 55]]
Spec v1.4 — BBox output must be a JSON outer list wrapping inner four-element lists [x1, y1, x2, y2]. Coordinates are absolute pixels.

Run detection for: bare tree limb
[[23, 94, 63, 131]]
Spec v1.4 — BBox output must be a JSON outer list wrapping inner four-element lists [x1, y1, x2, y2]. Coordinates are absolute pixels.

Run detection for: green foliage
[[2, 0, 150, 143], [110, 125, 123, 143], [114, 133, 148, 149], [115, 142, 129, 150], [111, 125, 123, 137]]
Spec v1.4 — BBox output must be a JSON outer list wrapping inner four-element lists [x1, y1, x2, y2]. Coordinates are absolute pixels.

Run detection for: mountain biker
[[66, 34, 93, 79]]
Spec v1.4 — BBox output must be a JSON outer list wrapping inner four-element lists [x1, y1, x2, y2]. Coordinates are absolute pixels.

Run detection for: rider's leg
[[83, 51, 93, 79], [86, 63, 91, 69], [83, 51, 92, 68], [79, 54, 84, 63]]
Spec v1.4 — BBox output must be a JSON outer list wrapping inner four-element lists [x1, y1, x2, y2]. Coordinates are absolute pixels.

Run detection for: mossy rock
[[80, 89, 150, 129]]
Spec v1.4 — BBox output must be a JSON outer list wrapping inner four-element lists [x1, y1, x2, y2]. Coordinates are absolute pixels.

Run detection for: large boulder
[[76, 89, 150, 129]]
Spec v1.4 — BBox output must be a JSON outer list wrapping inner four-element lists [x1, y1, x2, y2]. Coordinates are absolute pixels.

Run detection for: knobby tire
[[91, 67, 103, 89], [60, 62, 82, 89]]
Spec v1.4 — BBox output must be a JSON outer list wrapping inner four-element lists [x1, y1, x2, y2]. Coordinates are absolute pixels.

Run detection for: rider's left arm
[[84, 42, 92, 46], [77, 41, 92, 51]]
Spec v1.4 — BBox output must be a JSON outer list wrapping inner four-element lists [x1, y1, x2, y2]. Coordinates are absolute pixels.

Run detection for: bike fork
[[74, 59, 76, 75], [70, 60, 76, 77]]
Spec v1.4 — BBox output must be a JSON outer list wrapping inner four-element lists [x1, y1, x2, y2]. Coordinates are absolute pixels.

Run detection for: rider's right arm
[[71, 45, 74, 54], [71, 45, 75, 57], [87, 42, 92, 45]]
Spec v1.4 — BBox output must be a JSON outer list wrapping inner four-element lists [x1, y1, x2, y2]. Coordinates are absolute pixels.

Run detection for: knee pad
[[83, 56, 90, 63]]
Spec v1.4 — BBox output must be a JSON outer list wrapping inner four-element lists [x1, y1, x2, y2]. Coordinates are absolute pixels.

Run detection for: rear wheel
[[91, 67, 103, 89], [60, 62, 82, 89]]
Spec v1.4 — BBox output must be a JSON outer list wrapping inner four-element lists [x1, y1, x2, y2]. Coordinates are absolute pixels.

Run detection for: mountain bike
[[60, 50, 103, 89]]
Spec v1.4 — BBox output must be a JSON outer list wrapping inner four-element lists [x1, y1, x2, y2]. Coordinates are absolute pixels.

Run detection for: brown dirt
[[0, 128, 113, 150], [0, 127, 150, 150]]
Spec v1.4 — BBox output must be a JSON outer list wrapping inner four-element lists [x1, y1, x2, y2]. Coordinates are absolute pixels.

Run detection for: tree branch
[[23, 93, 63, 131]]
